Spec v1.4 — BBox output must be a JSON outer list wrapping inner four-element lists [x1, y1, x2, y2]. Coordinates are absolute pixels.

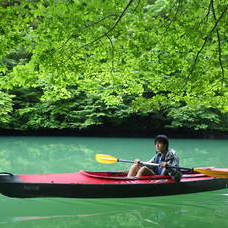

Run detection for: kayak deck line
[[1, 171, 211, 184]]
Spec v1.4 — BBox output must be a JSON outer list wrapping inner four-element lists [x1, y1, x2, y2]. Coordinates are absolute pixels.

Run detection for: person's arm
[[164, 150, 179, 167], [147, 153, 158, 163]]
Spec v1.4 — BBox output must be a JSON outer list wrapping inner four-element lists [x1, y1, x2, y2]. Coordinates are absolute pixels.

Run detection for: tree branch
[[105, 34, 115, 72], [58, 0, 136, 67], [80, 0, 136, 49], [211, 0, 225, 89], [189, 2, 228, 76], [163, 0, 183, 33]]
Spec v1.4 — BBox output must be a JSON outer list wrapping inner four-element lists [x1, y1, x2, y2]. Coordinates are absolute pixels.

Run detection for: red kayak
[[0, 169, 227, 198]]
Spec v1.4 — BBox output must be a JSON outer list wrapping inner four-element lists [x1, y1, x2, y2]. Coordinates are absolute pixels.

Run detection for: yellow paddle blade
[[194, 168, 228, 178], [95, 154, 118, 164]]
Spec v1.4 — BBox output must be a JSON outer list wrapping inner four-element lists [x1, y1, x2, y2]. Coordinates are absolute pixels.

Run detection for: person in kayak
[[127, 135, 179, 177]]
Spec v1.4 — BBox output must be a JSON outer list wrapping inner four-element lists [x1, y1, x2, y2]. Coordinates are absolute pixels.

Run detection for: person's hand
[[160, 162, 168, 168], [134, 159, 141, 165]]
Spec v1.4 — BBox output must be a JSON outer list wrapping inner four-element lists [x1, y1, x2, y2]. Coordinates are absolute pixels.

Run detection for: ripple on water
[[0, 190, 228, 228]]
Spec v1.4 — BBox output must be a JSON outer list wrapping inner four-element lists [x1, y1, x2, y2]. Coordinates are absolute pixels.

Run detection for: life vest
[[149, 149, 179, 175]]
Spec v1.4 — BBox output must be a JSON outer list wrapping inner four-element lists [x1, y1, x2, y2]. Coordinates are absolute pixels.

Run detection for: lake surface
[[0, 136, 227, 227]]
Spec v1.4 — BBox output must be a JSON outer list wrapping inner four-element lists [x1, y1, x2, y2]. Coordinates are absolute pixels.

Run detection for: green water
[[0, 136, 228, 228]]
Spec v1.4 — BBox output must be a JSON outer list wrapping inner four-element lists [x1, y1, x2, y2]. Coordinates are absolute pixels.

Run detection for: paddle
[[95, 154, 228, 178], [95, 154, 188, 170]]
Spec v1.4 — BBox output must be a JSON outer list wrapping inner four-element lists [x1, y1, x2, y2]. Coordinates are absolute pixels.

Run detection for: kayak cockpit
[[80, 170, 170, 180], [80, 170, 205, 181]]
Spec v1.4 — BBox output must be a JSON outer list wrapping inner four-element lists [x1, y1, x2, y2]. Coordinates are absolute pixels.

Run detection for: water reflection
[[0, 137, 227, 174], [1, 192, 228, 228], [173, 139, 228, 168], [0, 137, 101, 173]]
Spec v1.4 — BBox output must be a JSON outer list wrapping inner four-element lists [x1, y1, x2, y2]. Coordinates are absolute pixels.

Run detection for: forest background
[[0, 0, 228, 137]]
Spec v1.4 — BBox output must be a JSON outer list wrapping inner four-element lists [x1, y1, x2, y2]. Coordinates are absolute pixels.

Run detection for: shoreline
[[0, 127, 228, 139]]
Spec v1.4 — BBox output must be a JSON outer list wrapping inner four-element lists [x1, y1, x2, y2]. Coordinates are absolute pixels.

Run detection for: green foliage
[[0, 0, 228, 131], [166, 105, 221, 130], [0, 91, 14, 125], [8, 87, 131, 130]]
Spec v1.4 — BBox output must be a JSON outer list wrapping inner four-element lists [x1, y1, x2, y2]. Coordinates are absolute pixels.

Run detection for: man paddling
[[127, 135, 180, 178]]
